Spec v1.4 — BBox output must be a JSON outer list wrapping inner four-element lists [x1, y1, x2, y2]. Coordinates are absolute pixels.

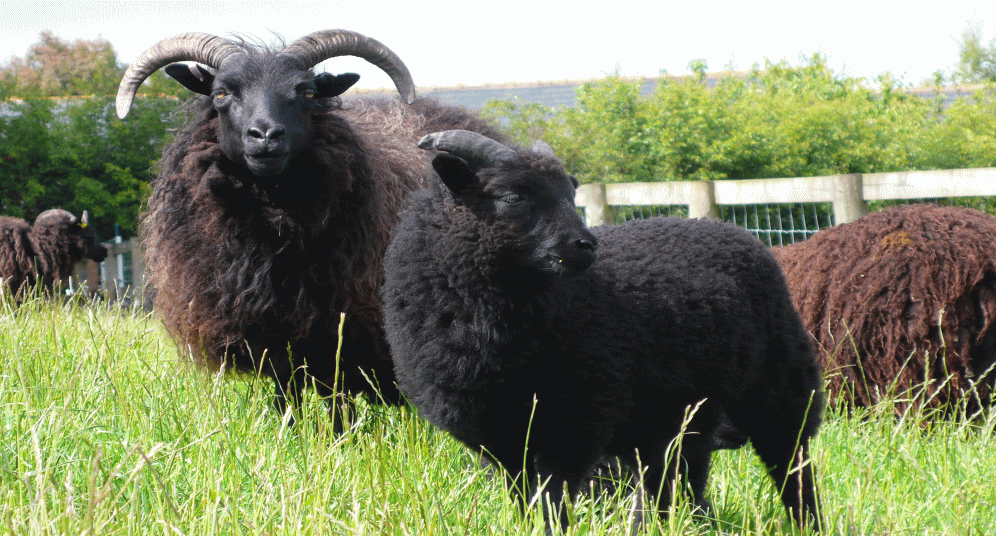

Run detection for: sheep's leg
[[629, 433, 715, 533], [314, 381, 356, 435], [751, 432, 820, 531], [726, 397, 822, 531], [337, 318, 403, 405], [529, 455, 591, 535], [481, 452, 533, 514], [481, 449, 585, 534], [271, 367, 307, 426]]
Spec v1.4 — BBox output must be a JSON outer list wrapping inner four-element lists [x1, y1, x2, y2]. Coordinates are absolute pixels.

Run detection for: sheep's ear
[[315, 72, 360, 98], [568, 175, 580, 188], [432, 154, 478, 195], [164, 63, 215, 96]]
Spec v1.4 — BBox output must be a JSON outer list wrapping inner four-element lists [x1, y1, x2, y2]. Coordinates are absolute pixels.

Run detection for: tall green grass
[[2, 297, 994, 535]]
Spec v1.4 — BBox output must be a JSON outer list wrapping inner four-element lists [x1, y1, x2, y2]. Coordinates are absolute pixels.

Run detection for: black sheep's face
[[433, 154, 598, 276], [36, 210, 108, 263], [166, 56, 361, 180], [209, 56, 319, 178], [70, 221, 108, 263]]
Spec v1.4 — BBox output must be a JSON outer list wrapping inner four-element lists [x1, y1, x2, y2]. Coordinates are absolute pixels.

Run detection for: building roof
[[342, 74, 986, 110]]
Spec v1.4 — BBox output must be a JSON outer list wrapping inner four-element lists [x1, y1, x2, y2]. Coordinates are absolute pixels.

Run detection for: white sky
[[1, 1, 994, 90]]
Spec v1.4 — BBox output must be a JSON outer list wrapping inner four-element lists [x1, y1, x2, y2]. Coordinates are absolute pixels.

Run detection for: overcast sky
[[1, 1, 994, 90]]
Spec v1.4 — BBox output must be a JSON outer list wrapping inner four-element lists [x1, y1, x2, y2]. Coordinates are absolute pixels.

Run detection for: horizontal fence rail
[[577, 167, 996, 244]]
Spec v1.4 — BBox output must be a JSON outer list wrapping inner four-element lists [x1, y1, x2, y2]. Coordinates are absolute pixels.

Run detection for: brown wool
[[773, 204, 996, 413]]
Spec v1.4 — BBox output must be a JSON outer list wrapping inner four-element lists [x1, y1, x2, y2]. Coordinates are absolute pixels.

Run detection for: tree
[[485, 53, 995, 186], [0, 32, 122, 97], [954, 22, 996, 84], [0, 98, 58, 218], [0, 33, 181, 239]]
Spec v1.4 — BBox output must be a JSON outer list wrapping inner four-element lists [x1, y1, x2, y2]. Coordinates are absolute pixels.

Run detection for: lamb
[[0, 209, 108, 296], [772, 203, 996, 415], [382, 130, 824, 533], [115, 29, 506, 428]]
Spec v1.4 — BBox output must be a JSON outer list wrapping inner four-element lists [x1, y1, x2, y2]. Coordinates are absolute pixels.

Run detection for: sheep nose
[[247, 125, 285, 142], [575, 238, 597, 253]]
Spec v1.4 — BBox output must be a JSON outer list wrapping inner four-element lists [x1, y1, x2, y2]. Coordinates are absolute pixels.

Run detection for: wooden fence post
[[86, 260, 101, 296], [128, 236, 145, 307], [688, 180, 719, 219], [832, 173, 869, 225], [577, 183, 615, 226]]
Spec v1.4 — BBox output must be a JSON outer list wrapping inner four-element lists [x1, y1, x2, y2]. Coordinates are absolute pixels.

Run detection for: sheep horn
[[280, 29, 416, 104], [531, 140, 555, 158], [116, 33, 243, 119], [418, 130, 516, 170], [35, 209, 73, 225]]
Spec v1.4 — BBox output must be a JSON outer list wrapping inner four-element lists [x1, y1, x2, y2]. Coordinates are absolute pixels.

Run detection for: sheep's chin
[[245, 154, 290, 177], [542, 254, 594, 276]]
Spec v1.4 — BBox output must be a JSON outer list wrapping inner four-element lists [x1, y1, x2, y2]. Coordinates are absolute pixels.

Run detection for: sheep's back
[[774, 204, 996, 409], [0, 217, 34, 290], [586, 217, 812, 396]]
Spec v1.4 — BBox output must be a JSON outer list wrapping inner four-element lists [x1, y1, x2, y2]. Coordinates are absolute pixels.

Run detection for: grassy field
[[2, 297, 994, 535]]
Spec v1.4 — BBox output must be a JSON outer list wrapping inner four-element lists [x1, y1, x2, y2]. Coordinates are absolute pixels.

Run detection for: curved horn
[[280, 29, 416, 104], [418, 130, 516, 170], [35, 209, 74, 225], [116, 33, 243, 119], [530, 140, 555, 158]]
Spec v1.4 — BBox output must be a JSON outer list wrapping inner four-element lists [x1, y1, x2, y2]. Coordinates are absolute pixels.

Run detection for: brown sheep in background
[[0, 209, 108, 296], [117, 29, 507, 428], [773, 203, 996, 415]]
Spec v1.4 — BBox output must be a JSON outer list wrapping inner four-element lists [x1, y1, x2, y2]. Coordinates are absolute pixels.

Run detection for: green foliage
[[915, 88, 996, 169], [484, 54, 996, 185], [0, 32, 182, 239], [0, 96, 174, 239], [0, 31, 122, 97], [954, 22, 996, 84]]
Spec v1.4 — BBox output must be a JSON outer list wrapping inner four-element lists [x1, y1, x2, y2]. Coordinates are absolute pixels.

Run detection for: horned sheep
[[772, 203, 996, 415], [0, 209, 107, 296], [116, 30, 506, 427], [382, 130, 824, 533]]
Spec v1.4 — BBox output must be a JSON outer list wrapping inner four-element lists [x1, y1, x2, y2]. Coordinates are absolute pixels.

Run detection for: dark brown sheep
[[0, 209, 108, 296], [121, 30, 506, 427], [773, 203, 996, 414]]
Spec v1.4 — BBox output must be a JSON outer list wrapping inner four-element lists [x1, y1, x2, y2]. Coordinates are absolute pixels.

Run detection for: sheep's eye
[[499, 193, 525, 204], [301, 88, 316, 99], [213, 89, 228, 100]]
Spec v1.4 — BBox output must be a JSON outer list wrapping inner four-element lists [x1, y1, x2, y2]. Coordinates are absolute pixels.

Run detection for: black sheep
[[382, 130, 824, 533]]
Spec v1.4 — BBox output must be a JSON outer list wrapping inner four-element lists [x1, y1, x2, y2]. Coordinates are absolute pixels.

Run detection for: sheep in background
[[0, 209, 108, 297], [382, 130, 823, 533], [116, 29, 505, 428], [773, 203, 996, 415]]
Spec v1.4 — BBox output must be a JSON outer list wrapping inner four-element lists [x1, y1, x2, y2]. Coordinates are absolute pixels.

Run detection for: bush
[[484, 54, 996, 185]]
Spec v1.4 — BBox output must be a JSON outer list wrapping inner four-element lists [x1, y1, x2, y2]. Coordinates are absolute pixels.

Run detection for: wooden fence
[[73, 166, 996, 306], [71, 236, 144, 305], [576, 167, 996, 226]]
